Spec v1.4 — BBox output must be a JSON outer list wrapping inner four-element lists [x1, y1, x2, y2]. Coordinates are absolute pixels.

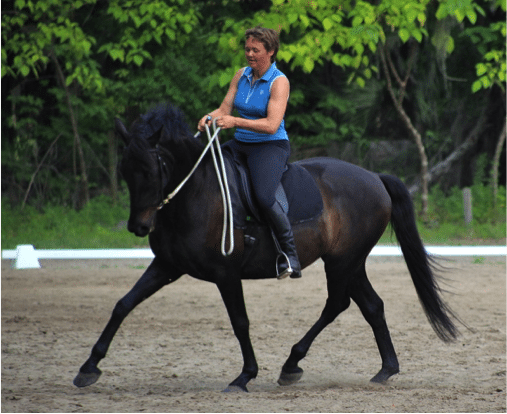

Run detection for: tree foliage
[[2, 0, 505, 212]]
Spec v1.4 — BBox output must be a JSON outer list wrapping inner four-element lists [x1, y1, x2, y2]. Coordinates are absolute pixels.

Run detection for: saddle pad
[[282, 162, 323, 223], [221, 143, 323, 228]]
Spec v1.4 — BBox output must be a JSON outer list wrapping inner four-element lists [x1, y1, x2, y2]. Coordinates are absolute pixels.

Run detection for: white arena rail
[[1, 248, 155, 260], [1, 244, 506, 269], [2, 245, 506, 260]]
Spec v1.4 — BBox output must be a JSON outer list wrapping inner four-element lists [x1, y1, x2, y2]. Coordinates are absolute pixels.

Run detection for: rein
[[156, 120, 234, 257]]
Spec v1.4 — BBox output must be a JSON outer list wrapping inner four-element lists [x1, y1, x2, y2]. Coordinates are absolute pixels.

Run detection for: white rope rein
[[158, 119, 234, 256], [208, 119, 234, 256]]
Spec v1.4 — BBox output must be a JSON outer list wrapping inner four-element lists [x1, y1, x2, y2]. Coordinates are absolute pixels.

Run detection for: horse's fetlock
[[91, 344, 108, 361], [80, 357, 100, 374], [290, 344, 307, 361]]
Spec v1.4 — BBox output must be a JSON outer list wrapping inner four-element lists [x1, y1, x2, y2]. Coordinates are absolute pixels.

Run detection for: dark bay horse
[[74, 103, 459, 392]]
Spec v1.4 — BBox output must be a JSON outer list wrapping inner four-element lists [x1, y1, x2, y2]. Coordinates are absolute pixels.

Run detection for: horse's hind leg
[[74, 259, 181, 387], [349, 265, 399, 383], [278, 260, 351, 386]]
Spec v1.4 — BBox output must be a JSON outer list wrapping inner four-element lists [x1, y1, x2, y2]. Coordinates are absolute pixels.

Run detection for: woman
[[198, 26, 301, 280]]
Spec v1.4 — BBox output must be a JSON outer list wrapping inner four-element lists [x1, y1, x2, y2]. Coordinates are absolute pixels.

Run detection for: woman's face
[[245, 37, 274, 73]]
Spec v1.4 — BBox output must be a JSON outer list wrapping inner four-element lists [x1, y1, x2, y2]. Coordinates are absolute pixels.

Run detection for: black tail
[[379, 174, 459, 342]]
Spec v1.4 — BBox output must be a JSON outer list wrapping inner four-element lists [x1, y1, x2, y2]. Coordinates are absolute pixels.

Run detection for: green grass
[[1, 194, 149, 250], [379, 221, 506, 246], [2, 184, 505, 250]]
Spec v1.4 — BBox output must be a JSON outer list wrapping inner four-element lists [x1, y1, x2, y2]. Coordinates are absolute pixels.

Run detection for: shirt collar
[[244, 62, 277, 82]]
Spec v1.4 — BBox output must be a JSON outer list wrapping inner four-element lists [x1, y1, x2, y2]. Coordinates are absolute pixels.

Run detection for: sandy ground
[[1, 255, 505, 413]]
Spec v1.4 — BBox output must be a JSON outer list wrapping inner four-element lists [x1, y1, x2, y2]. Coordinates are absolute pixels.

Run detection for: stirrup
[[276, 252, 293, 280]]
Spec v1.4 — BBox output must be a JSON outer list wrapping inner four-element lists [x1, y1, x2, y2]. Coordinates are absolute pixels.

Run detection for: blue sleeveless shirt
[[234, 62, 289, 143]]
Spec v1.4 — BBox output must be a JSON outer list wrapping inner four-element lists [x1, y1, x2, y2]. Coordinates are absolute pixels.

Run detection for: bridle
[[151, 148, 170, 211]]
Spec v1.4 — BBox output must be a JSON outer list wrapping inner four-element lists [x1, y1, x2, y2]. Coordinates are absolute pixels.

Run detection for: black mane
[[124, 103, 198, 166], [130, 102, 194, 143]]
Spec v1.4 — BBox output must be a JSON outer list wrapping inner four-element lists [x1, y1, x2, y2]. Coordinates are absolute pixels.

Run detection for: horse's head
[[116, 117, 174, 237], [116, 103, 198, 237]]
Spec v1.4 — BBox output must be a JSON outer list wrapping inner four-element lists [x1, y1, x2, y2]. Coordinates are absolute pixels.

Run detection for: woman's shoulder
[[274, 66, 287, 78], [237, 67, 249, 76], [270, 64, 289, 88], [269, 64, 288, 84], [230, 67, 249, 87], [232, 67, 249, 82]]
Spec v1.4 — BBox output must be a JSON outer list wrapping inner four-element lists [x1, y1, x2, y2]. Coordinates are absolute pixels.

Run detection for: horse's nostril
[[138, 228, 149, 237], [127, 221, 150, 237], [135, 226, 150, 237]]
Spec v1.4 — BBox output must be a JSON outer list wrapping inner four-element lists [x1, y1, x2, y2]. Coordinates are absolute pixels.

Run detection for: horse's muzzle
[[128, 223, 151, 237], [127, 209, 156, 237]]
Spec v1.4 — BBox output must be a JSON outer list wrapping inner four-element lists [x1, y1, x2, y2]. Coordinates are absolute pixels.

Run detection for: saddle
[[221, 141, 323, 230]]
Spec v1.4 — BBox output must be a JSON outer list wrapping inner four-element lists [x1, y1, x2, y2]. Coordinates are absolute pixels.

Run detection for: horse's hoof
[[73, 369, 102, 388], [278, 367, 304, 386], [370, 367, 399, 384], [223, 385, 248, 393]]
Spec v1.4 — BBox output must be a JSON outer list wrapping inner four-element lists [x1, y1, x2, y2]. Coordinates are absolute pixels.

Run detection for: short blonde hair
[[245, 26, 279, 63]]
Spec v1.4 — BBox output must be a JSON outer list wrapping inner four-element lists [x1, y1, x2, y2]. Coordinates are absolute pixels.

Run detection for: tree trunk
[[22, 134, 61, 210], [50, 49, 90, 209], [408, 106, 489, 195], [491, 121, 506, 205], [108, 130, 118, 203], [379, 43, 429, 219]]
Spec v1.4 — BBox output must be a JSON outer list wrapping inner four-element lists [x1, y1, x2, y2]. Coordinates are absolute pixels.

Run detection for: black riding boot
[[265, 201, 302, 279]]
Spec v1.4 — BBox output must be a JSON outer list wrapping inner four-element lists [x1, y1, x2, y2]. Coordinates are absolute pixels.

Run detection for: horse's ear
[[147, 126, 164, 147], [115, 118, 130, 145]]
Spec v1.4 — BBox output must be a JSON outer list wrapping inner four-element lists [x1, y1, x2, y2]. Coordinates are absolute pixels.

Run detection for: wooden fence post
[[463, 187, 473, 225]]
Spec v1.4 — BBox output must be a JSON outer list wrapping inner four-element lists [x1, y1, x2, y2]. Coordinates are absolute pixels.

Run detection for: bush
[[409, 183, 506, 244], [1, 192, 149, 249]]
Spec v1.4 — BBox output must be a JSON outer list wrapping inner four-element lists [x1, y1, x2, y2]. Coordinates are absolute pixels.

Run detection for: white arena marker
[[14, 244, 41, 269]]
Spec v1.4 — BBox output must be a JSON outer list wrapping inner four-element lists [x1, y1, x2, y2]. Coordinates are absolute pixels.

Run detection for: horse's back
[[296, 157, 390, 204]]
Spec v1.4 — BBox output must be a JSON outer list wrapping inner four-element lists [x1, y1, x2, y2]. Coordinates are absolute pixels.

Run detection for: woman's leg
[[242, 140, 301, 279], [245, 140, 289, 210]]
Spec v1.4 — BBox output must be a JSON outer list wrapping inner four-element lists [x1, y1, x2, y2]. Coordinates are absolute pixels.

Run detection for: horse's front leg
[[74, 258, 182, 387], [216, 276, 258, 393]]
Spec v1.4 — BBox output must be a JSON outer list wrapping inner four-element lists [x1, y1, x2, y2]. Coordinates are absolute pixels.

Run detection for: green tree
[[2, 0, 200, 208], [3, 0, 101, 207], [465, 2, 506, 204], [2, 0, 504, 220]]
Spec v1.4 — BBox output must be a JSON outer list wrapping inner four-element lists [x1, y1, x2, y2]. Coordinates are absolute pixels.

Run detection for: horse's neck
[[165, 138, 203, 187], [164, 139, 221, 213]]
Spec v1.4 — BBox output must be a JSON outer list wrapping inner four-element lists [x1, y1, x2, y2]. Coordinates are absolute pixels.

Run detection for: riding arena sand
[[2, 255, 505, 412]]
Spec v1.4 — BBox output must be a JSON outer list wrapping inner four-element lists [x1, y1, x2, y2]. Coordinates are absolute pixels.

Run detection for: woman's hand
[[215, 115, 236, 130], [198, 114, 212, 132], [198, 114, 236, 131]]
